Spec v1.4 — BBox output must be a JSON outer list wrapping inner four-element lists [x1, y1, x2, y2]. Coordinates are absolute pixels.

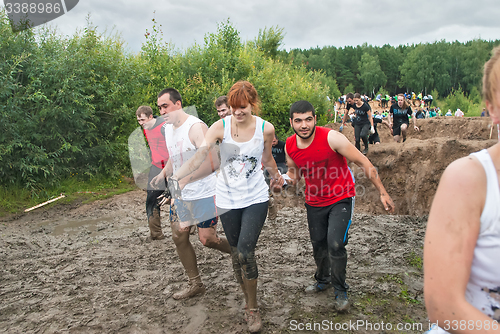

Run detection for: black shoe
[[334, 290, 349, 312], [362, 147, 368, 155], [305, 282, 331, 293]]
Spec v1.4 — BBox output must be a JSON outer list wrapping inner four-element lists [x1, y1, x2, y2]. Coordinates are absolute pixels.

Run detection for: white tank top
[[431, 149, 500, 333], [466, 149, 500, 319], [216, 115, 269, 209], [164, 115, 216, 201]]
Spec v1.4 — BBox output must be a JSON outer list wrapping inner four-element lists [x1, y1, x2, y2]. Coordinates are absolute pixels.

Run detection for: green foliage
[[469, 86, 482, 105], [430, 88, 439, 101], [357, 52, 387, 96], [443, 87, 472, 113], [139, 19, 332, 139], [287, 39, 500, 99], [344, 83, 355, 94], [253, 25, 285, 60], [0, 12, 144, 192]]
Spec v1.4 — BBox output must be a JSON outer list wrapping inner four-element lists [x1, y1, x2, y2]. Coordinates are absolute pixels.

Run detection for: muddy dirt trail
[[1, 116, 497, 333]]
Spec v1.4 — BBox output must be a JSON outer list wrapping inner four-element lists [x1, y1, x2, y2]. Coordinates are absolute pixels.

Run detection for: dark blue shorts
[[170, 195, 218, 228]]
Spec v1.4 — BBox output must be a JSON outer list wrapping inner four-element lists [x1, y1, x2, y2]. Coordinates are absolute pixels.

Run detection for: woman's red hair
[[227, 81, 261, 115]]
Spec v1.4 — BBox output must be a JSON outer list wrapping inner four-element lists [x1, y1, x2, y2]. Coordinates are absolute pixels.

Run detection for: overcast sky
[[3, 0, 500, 54]]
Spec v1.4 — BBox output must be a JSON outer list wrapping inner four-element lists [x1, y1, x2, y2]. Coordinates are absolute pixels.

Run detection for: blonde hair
[[483, 46, 500, 105]]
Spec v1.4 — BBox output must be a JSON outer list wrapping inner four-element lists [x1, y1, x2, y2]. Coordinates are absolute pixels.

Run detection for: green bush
[[1, 14, 333, 193], [139, 19, 333, 139], [0, 13, 144, 191]]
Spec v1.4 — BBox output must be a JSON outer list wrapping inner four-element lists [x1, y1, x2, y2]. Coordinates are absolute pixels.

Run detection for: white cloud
[[2, 0, 499, 53]]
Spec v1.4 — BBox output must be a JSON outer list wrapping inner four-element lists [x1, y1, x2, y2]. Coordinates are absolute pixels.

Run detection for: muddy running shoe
[[362, 147, 369, 155], [172, 277, 206, 300], [305, 282, 331, 293], [247, 308, 262, 332], [334, 290, 349, 312]]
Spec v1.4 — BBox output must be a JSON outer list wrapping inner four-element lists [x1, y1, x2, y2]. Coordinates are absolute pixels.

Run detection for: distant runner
[[388, 94, 419, 143]]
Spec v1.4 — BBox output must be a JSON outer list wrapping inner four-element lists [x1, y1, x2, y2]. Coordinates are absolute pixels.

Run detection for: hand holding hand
[[157, 188, 171, 206]]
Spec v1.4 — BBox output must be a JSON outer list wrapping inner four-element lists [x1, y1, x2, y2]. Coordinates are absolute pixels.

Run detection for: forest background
[[1, 11, 499, 210]]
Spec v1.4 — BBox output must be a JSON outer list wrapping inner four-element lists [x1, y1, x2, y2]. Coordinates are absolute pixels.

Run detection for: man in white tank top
[[151, 88, 231, 300]]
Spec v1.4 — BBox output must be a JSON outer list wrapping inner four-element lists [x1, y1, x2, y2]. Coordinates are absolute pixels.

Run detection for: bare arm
[[284, 146, 301, 186], [381, 119, 391, 130], [150, 158, 173, 187], [261, 122, 284, 189], [172, 120, 223, 182], [175, 122, 220, 188], [367, 108, 374, 128], [342, 106, 350, 125], [424, 157, 498, 333], [328, 130, 394, 212]]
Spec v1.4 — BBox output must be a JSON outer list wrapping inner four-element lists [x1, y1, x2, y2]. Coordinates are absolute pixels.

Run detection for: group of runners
[[339, 92, 420, 154], [136, 81, 395, 332]]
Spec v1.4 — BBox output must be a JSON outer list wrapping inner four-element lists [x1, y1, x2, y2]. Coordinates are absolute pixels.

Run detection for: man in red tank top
[[136, 106, 169, 240], [281, 100, 395, 312]]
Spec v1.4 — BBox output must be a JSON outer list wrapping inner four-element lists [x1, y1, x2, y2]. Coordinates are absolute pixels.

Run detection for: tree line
[[2, 11, 498, 192], [277, 39, 500, 99]]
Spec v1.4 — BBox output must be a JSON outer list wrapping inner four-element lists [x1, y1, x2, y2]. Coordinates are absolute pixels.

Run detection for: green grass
[[407, 251, 423, 270], [0, 174, 137, 216]]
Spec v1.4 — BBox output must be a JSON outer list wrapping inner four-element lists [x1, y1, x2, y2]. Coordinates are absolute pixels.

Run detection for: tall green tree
[[357, 52, 387, 96], [253, 25, 285, 60]]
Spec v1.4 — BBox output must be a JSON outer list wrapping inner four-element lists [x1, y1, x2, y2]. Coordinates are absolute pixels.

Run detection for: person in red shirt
[[280, 100, 395, 312], [136, 106, 169, 240]]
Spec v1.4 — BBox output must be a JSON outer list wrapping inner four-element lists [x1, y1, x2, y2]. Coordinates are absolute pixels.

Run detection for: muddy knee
[[238, 250, 258, 280], [171, 226, 190, 247], [230, 247, 243, 283]]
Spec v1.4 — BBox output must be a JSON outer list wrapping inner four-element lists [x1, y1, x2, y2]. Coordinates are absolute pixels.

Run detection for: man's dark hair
[[158, 88, 182, 106], [289, 100, 315, 119], [215, 96, 228, 108], [346, 92, 354, 100]]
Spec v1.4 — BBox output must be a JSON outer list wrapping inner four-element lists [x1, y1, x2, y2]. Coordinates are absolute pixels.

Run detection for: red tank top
[[286, 126, 355, 206], [144, 119, 169, 169]]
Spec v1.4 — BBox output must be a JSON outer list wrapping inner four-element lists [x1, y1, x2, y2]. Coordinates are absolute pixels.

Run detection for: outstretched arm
[[328, 130, 395, 212], [175, 122, 220, 188], [172, 120, 223, 182]]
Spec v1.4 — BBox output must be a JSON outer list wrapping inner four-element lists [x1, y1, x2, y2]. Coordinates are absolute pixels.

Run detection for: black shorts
[[392, 122, 409, 136]]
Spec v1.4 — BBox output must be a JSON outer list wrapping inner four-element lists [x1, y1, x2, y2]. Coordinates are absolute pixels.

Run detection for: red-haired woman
[[171, 80, 284, 332]]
